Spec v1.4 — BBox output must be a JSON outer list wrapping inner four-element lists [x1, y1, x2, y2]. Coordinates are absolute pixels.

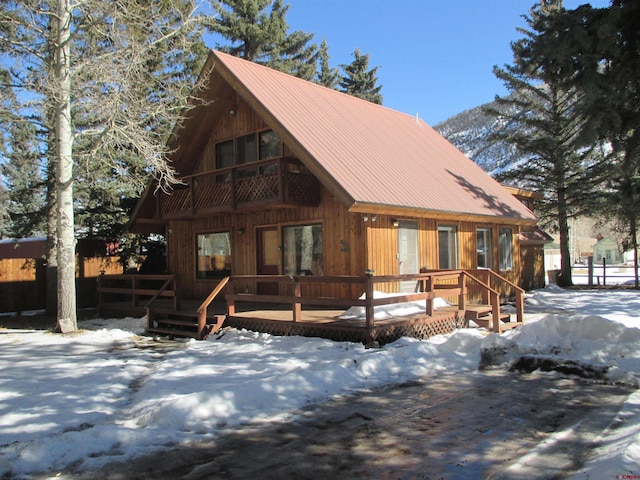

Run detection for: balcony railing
[[158, 157, 321, 218]]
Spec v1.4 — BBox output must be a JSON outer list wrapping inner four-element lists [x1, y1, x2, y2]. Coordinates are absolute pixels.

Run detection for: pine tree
[[339, 48, 383, 104], [582, 0, 640, 286], [1, 121, 47, 238], [208, 0, 319, 80], [316, 39, 339, 89], [488, 3, 606, 287]]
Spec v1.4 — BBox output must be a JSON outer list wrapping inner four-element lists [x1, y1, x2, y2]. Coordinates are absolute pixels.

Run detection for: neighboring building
[[130, 50, 541, 303], [593, 237, 623, 265]]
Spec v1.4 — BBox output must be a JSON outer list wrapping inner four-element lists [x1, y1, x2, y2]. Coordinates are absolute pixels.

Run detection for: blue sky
[[240, 0, 611, 125]]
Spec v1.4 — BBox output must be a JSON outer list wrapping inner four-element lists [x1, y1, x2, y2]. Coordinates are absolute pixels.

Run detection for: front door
[[398, 221, 419, 293], [257, 226, 280, 295]]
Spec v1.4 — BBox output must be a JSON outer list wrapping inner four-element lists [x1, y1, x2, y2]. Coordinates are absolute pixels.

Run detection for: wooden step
[[147, 326, 199, 339], [157, 318, 198, 327]]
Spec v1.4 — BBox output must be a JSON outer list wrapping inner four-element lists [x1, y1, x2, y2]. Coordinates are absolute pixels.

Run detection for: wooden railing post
[[364, 270, 375, 329], [515, 289, 524, 324], [292, 277, 301, 322], [425, 274, 435, 316], [490, 291, 501, 332], [458, 271, 466, 311], [227, 277, 236, 316]]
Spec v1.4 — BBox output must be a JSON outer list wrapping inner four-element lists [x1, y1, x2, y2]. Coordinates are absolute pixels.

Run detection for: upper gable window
[[215, 130, 281, 171], [259, 130, 281, 160], [215, 140, 234, 170], [237, 133, 257, 165]]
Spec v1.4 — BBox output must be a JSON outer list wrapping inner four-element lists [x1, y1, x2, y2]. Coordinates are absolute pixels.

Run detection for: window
[[438, 225, 458, 269], [477, 228, 493, 269], [214, 130, 281, 178], [237, 133, 257, 165], [498, 228, 513, 271], [283, 224, 323, 275], [215, 140, 234, 170], [259, 130, 281, 160], [196, 232, 231, 279]]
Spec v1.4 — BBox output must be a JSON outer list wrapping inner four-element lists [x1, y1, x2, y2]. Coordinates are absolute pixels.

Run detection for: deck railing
[[222, 270, 523, 332], [98, 274, 177, 310], [158, 157, 321, 217]]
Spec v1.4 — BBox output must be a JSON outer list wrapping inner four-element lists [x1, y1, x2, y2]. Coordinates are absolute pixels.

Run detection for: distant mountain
[[433, 101, 526, 177]]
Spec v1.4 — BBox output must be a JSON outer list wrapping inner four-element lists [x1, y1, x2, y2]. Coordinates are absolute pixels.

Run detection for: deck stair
[[465, 304, 522, 333], [146, 277, 230, 340], [147, 308, 225, 339]]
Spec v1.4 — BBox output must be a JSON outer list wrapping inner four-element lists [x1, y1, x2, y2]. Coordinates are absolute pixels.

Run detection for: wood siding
[[163, 90, 530, 302]]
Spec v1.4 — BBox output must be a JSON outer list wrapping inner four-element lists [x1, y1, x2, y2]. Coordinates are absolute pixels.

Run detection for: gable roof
[[132, 50, 536, 229]]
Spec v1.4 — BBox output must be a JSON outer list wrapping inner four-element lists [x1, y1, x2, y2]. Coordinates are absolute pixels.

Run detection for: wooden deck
[[98, 270, 524, 344]]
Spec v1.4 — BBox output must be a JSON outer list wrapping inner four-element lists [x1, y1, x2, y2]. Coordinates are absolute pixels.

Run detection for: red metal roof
[[210, 50, 536, 223]]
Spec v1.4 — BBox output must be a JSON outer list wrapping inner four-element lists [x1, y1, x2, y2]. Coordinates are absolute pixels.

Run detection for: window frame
[[476, 227, 493, 269], [438, 224, 459, 269], [282, 223, 323, 276], [195, 231, 232, 280], [498, 227, 514, 272]]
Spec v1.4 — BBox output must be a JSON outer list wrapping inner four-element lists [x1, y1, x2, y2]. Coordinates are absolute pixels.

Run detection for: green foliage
[[208, 0, 319, 80], [339, 48, 383, 104], [316, 39, 339, 89], [0, 0, 208, 250], [489, 4, 611, 286]]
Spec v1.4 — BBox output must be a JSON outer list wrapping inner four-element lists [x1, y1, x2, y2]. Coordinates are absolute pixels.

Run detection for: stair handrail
[[481, 269, 525, 324], [144, 275, 177, 310], [461, 271, 502, 332], [196, 276, 230, 337], [144, 275, 176, 336]]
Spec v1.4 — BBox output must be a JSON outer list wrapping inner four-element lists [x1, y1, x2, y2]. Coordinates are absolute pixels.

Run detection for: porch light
[[229, 108, 235, 115], [364, 269, 375, 277], [392, 219, 399, 228], [237, 227, 245, 234], [363, 215, 368, 222]]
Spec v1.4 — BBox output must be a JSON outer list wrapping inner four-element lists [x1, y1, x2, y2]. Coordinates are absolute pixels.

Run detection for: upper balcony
[[157, 157, 322, 218]]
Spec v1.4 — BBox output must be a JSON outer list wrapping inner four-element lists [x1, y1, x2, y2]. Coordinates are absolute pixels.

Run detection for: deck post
[[425, 274, 435, 316], [490, 291, 500, 332], [457, 272, 466, 311], [515, 288, 524, 324], [364, 270, 375, 329], [292, 278, 301, 322], [227, 278, 235, 316]]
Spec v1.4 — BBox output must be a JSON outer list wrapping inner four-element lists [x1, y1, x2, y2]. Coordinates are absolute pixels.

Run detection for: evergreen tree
[[488, 3, 606, 287], [1, 121, 47, 238], [339, 48, 383, 104], [208, 0, 319, 80], [1, 0, 207, 332], [570, 1, 640, 286], [316, 39, 340, 89]]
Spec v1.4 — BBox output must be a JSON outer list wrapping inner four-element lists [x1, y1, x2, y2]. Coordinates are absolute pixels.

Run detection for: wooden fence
[[0, 256, 122, 314]]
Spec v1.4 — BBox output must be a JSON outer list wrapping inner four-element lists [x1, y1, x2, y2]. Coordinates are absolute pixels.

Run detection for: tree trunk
[[557, 188, 574, 287], [54, 0, 77, 332]]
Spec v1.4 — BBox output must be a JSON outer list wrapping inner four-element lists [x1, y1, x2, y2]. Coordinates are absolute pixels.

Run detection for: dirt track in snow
[[64, 370, 633, 480]]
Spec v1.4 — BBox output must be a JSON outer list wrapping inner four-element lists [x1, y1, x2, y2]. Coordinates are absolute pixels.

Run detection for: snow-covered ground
[[1, 285, 640, 478]]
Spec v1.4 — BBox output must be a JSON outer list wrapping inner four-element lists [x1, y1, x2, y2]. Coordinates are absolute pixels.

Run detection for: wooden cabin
[[125, 50, 542, 343]]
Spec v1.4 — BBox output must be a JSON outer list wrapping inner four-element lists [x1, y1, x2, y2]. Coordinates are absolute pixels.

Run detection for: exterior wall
[[520, 244, 546, 291], [167, 187, 367, 300], [366, 216, 522, 296], [164, 91, 529, 301]]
